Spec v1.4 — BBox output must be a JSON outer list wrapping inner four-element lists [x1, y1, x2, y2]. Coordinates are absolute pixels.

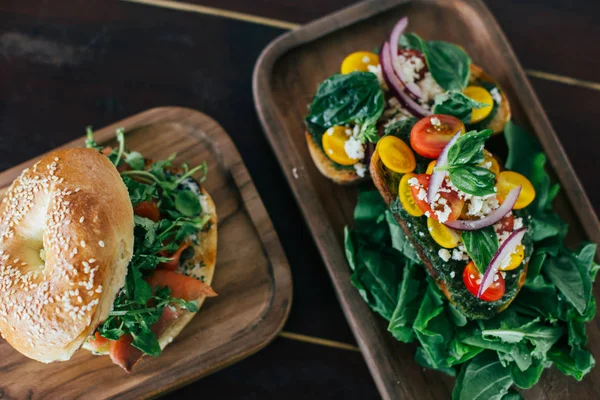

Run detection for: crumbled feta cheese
[[438, 249, 451, 262], [435, 204, 452, 223], [467, 194, 500, 217], [408, 177, 419, 186], [513, 217, 523, 230], [452, 248, 469, 261], [450, 271, 456, 278], [326, 127, 335, 135], [345, 128, 352, 136], [418, 231, 425, 237], [362, 55, 371, 64], [430, 116, 441, 127], [393, 54, 425, 85], [328, 149, 333, 155], [490, 87, 502, 104], [344, 136, 365, 160], [417, 188, 427, 201], [367, 64, 387, 90], [354, 162, 367, 177], [417, 72, 444, 103]]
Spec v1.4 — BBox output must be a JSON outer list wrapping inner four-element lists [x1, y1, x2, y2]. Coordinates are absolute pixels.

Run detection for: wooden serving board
[[0, 107, 293, 399], [253, 0, 600, 398]]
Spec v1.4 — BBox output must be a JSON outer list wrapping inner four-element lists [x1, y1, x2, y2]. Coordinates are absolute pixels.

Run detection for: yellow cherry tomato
[[499, 245, 525, 271], [426, 160, 436, 175], [377, 136, 416, 173], [341, 51, 380, 74], [480, 150, 500, 176], [321, 126, 359, 166], [464, 86, 494, 124], [496, 171, 536, 209], [399, 173, 424, 217], [427, 218, 460, 249]]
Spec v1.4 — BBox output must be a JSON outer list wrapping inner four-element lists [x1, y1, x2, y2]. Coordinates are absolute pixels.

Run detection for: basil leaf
[[305, 72, 385, 144], [399, 34, 471, 91], [448, 166, 496, 196], [452, 352, 513, 400], [462, 227, 498, 274], [447, 129, 492, 166], [433, 91, 490, 124], [175, 189, 201, 216], [125, 151, 145, 170]]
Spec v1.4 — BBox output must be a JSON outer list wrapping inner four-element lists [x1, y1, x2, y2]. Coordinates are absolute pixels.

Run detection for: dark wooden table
[[1, 0, 599, 398]]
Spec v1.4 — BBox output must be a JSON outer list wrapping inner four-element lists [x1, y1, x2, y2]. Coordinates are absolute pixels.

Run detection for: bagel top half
[[0, 148, 134, 363]]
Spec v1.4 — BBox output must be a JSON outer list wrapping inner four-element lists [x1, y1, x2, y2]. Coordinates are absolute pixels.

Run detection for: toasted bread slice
[[305, 132, 368, 185], [83, 181, 218, 367], [470, 64, 511, 134], [307, 64, 510, 184], [369, 149, 528, 318]]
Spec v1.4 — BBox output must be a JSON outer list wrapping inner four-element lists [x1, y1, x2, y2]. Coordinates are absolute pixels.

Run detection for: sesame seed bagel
[[0, 148, 134, 363]]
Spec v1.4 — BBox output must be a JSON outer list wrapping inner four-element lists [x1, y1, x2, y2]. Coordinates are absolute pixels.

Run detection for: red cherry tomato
[[410, 115, 466, 159], [463, 261, 505, 302], [496, 213, 514, 235], [408, 174, 465, 222]]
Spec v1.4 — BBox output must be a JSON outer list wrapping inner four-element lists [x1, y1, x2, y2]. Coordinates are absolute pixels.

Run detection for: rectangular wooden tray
[[253, 0, 600, 398], [0, 107, 293, 399]]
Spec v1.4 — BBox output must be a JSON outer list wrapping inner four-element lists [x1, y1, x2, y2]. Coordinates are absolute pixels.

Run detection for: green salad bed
[[345, 122, 598, 398]]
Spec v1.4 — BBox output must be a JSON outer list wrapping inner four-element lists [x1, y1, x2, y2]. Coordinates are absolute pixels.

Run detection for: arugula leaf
[[462, 227, 499, 274], [434, 91, 490, 124], [452, 352, 513, 400], [125, 151, 145, 170], [85, 126, 103, 150], [400, 33, 471, 91], [439, 129, 495, 196], [175, 190, 202, 216], [131, 328, 161, 357], [122, 176, 157, 205], [305, 72, 385, 144]]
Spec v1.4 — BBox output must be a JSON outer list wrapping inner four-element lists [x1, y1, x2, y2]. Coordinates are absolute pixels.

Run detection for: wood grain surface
[[253, 0, 600, 398], [0, 107, 292, 399]]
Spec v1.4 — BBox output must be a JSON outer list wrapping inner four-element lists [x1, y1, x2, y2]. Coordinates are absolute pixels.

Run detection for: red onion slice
[[381, 42, 431, 118], [389, 17, 422, 99], [444, 186, 522, 231], [478, 227, 527, 298], [427, 131, 461, 204]]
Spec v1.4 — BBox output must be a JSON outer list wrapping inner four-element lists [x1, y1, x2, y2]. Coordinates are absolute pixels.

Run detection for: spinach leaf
[[305, 72, 385, 143], [400, 33, 471, 91], [510, 358, 544, 389], [543, 249, 592, 315], [440, 129, 495, 196], [462, 227, 499, 274], [504, 122, 565, 241], [548, 346, 595, 381], [452, 352, 514, 400], [482, 320, 563, 360], [388, 261, 426, 342], [385, 211, 421, 263], [434, 91, 490, 124]]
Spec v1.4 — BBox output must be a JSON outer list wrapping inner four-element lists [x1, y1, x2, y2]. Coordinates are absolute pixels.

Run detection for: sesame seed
[[98, 241, 105, 248], [80, 240, 86, 248], [79, 216, 84, 223]]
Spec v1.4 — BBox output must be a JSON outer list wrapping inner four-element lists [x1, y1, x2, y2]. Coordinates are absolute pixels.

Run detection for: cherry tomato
[[463, 86, 494, 124], [408, 174, 465, 222], [427, 217, 459, 248], [481, 150, 500, 176], [377, 136, 416, 173], [496, 213, 514, 235], [496, 171, 536, 209], [399, 173, 424, 217], [499, 245, 525, 271], [321, 126, 360, 166], [463, 261, 505, 302], [341, 51, 380, 74], [410, 115, 465, 159], [134, 201, 160, 222]]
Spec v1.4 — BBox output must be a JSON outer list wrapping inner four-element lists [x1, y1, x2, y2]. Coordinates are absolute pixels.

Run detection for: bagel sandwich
[[303, 16, 511, 185], [0, 128, 217, 371], [370, 116, 533, 319]]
